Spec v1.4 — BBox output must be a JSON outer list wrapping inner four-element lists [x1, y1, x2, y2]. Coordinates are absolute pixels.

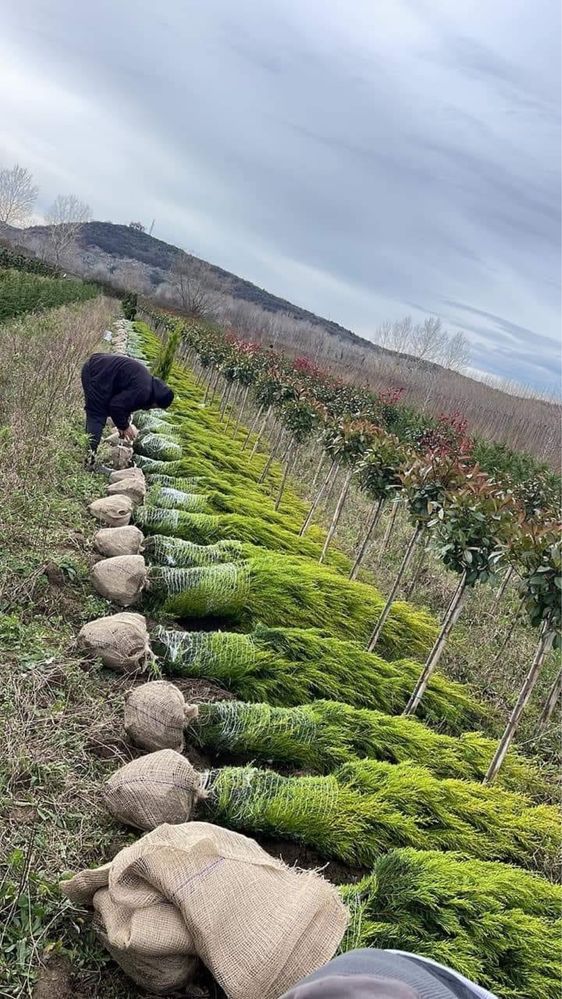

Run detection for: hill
[[1, 220, 559, 464]]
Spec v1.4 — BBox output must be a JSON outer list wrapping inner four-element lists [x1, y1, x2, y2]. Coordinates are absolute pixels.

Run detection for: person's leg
[[84, 410, 107, 468]]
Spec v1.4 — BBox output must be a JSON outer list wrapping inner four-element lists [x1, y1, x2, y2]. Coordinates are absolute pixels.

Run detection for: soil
[[33, 957, 75, 999], [255, 834, 365, 886]]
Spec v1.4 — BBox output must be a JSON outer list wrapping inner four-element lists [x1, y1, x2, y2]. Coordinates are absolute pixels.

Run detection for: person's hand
[[119, 425, 138, 443]]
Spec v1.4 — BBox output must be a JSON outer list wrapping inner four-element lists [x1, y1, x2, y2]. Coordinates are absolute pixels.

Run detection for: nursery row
[[73, 317, 561, 999], [0, 266, 98, 321]]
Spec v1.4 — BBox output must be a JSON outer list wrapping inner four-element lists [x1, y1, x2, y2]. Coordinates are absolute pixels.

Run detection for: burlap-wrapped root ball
[[91, 555, 148, 606], [124, 681, 196, 752], [77, 612, 151, 672], [89, 495, 133, 528], [104, 750, 205, 830], [109, 467, 146, 485], [110, 445, 133, 470], [107, 477, 146, 505], [94, 526, 145, 558]]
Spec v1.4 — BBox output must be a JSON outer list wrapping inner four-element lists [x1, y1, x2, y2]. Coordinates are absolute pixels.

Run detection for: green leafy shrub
[[0, 268, 98, 322]]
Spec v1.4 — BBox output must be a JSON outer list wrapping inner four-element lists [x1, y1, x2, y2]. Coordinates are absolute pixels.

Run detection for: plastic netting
[[192, 701, 318, 752], [135, 506, 222, 539], [205, 766, 342, 832], [145, 535, 245, 567], [134, 415, 176, 434], [152, 626, 257, 672], [151, 562, 252, 618], [146, 486, 210, 513], [134, 456, 185, 475], [145, 474, 203, 491], [133, 409, 175, 428], [135, 433, 183, 461]]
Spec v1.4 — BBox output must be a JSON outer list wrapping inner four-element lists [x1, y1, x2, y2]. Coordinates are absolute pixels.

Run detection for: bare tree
[[172, 251, 216, 319], [411, 316, 447, 361], [46, 194, 91, 264], [441, 330, 471, 371], [0, 164, 38, 225]]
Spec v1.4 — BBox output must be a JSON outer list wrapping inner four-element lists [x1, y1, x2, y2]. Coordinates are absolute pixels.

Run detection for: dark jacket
[[81, 353, 174, 430]]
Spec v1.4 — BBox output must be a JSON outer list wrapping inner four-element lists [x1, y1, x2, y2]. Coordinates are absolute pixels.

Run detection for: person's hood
[[151, 377, 174, 409]]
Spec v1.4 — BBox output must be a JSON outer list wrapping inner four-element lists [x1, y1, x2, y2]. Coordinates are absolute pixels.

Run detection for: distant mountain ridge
[[0, 219, 426, 364]]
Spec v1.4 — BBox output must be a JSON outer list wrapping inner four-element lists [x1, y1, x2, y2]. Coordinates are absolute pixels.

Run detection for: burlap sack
[[109, 467, 146, 485], [77, 612, 151, 672], [124, 681, 188, 752], [104, 750, 205, 829], [91, 555, 147, 606], [60, 822, 348, 999], [93, 889, 199, 994], [88, 495, 133, 527], [107, 478, 146, 505], [111, 445, 133, 469], [94, 526, 145, 558]]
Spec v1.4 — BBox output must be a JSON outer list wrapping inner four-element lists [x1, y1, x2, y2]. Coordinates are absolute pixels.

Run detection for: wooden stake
[[258, 425, 285, 483], [249, 406, 272, 458], [349, 497, 385, 580], [311, 452, 325, 490], [242, 403, 264, 450], [380, 499, 400, 555], [319, 468, 354, 563], [367, 524, 423, 650], [403, 573, 468, 715], [537, 667, 562, 733], [300, 461, 337, 536], [484, 624, 554, 783], [275, 444, 300, 511]]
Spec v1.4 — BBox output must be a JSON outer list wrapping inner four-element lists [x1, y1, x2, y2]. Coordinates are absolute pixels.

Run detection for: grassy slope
[[0, 299, 137, 998]]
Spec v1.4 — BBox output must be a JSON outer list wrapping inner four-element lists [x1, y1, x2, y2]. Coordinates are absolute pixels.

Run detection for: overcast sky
[[1, 0, 560, 393]]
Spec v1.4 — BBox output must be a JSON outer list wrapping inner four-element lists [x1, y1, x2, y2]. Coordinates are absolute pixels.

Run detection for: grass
[[0, 298, 137, 997], [3, 309, 558, 998]]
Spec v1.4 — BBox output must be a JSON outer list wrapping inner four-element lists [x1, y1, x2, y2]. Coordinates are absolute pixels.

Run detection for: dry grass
[[0, 297, 140, 998]]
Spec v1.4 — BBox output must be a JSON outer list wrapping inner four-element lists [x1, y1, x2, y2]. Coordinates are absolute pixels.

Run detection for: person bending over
[[81, 352, 174, 469]]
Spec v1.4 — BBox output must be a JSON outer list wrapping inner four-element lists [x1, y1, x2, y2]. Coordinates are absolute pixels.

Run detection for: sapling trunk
[[484, 625, 555, 783], [258, 425, 286, 483], [219, 380, 233, 419], [349, 497, 385, 580], [249, 406, 272, 458], [403, 573, 468, 716], [242, 403, 264, 450], [367, 525, 423, 649], [537, 667, 562, 733], [492, 565, 514, 609], [275, 444, 300, 511], [224, 384, 241, 430], [319, 467, 354, 564], [209, 366, 221, 403], [311, 451, 325, 490], [491, 612, 520, 665], [404, 544, 427, 599], [380, 499, 400, 555], [300, 461, 337, 536], [237, 383, 251, 425]]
